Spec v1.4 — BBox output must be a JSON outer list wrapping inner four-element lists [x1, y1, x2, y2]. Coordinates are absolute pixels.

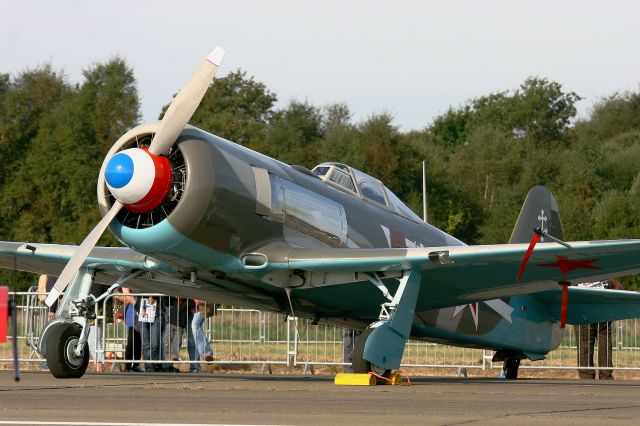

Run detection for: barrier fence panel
[[210, 307, 290, 365], [0, 290, 50, 366], [3, 289, 640, 376], [403, 341, 487, 370], [293, 319, 345, 369], [96, 295, 296, 370]]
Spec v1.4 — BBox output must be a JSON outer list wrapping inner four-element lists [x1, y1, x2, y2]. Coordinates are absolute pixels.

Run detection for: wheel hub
[[64, 337, 84, 368]]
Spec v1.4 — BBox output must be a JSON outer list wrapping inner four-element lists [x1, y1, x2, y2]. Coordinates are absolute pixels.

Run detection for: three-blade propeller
[[45, 46, 225, 307]]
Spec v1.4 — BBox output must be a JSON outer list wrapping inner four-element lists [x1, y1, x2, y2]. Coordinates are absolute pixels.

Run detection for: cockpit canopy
[[312, 162, 421, 222]]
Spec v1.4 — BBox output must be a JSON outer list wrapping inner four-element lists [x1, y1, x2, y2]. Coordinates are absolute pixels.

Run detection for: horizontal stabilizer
[[530, 287, 640, 325]]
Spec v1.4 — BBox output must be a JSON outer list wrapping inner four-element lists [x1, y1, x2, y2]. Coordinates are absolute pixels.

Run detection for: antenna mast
[[422, 160, 427, 223]]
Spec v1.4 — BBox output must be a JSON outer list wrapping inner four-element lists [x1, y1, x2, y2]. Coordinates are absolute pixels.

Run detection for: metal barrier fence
[[2, 289, 640, 375]]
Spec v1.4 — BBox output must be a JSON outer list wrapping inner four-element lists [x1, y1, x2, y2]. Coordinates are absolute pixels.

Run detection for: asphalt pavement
[[1, 371, 640, 425]]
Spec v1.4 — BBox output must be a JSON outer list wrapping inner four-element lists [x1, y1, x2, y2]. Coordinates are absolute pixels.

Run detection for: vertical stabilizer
[[509, 186, 563, 244]]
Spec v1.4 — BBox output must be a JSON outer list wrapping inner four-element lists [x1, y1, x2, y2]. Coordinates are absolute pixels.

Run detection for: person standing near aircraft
[[163, 296, 181, 364], [115, 288, 142, 372], [163, 297, 199, 371], [184, 298, 200, 372], [37, 274, 58, 321], [162, 297, 192, 372], [192, 299, 215, 363], [575, 279, 623, 379], [140, 295, 168, 372]]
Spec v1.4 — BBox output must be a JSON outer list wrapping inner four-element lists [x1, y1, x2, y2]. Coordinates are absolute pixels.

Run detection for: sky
[[2, 0, 640, 132]]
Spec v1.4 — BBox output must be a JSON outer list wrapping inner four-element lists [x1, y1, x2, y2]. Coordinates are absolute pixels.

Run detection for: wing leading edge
[[0, 242, 173, 278]]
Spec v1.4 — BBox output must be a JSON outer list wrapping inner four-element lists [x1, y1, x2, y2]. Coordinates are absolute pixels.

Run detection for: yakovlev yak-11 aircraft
[[2, 46, 640, 380]]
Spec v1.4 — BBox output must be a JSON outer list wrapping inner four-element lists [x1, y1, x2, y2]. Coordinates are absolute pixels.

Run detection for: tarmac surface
[[1, 371, 640, 425]]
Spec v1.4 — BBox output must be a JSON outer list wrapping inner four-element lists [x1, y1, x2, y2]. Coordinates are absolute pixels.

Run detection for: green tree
[[598, 131, 640, 191], [258, 100, 324, 166], [0, 65, 70, 186], [316, 103, 363, 168], [447, 126, 526, 243], [576, 90, 640, 141], [471, 77, 581, 144], [591, 186, 640, 239], [356, 113, 401, 190], [0, 59, 140, 290], [506, 77, 580, 144], [80, 57, 140, 152], [429, 77, 581, 148], [430, 105, 472, 147], [182, 70, 277, 147]]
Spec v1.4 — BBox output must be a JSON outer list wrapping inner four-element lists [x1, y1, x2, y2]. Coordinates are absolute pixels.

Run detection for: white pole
[[422, 160, 427, 223]]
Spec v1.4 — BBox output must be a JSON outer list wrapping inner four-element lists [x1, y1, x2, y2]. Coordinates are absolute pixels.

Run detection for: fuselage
[[98, 124, 562, 358]]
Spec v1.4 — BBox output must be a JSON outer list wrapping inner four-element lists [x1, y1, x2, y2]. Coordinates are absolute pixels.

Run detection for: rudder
[[509, 186, 564, 244]]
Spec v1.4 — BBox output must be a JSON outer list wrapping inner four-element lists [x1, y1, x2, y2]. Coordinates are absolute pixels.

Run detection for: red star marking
[[536, 256, 602, 275]]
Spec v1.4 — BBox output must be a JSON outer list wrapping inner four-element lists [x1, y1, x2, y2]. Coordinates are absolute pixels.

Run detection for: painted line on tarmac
[[0, 422, 279, 426]]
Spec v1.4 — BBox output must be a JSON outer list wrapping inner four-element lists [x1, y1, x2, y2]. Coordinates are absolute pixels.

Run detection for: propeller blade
[[45, 201, 123, 307], [516, 231, 540, 283], [46, 46, 225, 307], [148, 46, 225, 156]]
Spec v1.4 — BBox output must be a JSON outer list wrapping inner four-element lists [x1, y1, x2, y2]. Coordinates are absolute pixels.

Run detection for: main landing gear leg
[[352, 270, 420, 377], [38, 269, 141, 378], [38, 268, 95, 378]]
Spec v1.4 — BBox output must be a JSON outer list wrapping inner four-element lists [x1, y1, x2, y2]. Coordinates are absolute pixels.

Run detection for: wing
[[0, 242, 173, 277], [5, 239, 640, 317], [530, 287, 640, 324], [0, 241, 179, 297], [0, 241, 282, 310], [278, 239, 640, 311]]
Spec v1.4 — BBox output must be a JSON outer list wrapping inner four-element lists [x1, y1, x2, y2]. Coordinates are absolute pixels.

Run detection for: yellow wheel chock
[[334, 372, 408, 386]]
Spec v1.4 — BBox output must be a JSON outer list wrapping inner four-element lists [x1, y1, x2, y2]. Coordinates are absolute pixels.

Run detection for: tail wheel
[[46, 322, 89, 378], [503, 357, 520, 380], [352, 327, 391, 378]]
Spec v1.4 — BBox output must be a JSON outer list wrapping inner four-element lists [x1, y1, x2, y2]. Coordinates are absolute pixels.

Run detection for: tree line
[[1, 58, 639, 290]]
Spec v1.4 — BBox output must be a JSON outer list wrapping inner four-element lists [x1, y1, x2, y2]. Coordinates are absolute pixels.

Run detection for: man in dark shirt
[[575, 279, 623, 380]]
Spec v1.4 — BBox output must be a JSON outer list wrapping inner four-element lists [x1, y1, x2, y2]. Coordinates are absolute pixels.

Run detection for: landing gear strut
[[352, 270, 420, 375], [38, 268, 142, 378]]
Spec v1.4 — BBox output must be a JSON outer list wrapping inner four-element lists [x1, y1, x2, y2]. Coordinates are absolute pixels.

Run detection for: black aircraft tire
[[351, 327, 391, 378], [46, 322, 90, 378], [504, 357, 520, 380]]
